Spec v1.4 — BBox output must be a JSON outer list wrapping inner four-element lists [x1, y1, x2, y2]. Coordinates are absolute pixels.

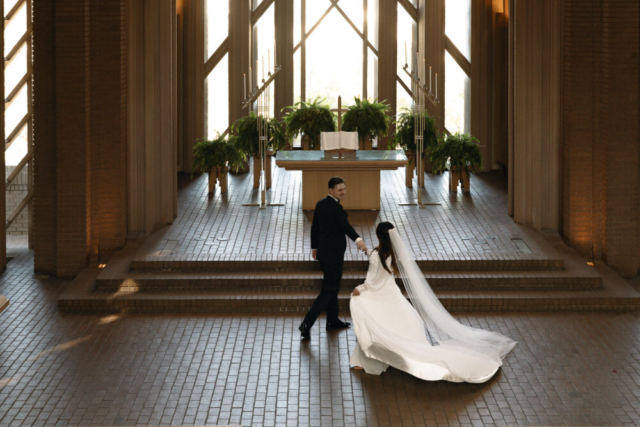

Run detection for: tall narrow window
[[252, 1, 275, 117], [4, 0, 33, 240], [204, 0, 230, 139], [444, 0, 471, 134], [396, 1, 418, 115], [294, 0, 378, 108]]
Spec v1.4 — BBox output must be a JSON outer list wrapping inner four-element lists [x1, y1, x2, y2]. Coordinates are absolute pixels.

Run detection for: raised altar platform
[[275, 150, 408, 210]]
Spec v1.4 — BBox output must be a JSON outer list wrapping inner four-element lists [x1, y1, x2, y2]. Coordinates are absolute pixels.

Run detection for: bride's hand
[[352, 288, 360, 296]]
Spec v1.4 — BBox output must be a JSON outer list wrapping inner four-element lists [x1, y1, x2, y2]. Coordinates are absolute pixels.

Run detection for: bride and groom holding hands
[[299, 177, 517, 383]]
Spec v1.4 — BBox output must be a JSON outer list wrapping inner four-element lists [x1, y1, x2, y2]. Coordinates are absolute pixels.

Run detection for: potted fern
[[192, 134, 246, 194], [282, 97, 336, 150], [342, 97, 392, 150], [393, 108, 438, 187], [231, 112, 286, 189], [431, 132, 483, 192]]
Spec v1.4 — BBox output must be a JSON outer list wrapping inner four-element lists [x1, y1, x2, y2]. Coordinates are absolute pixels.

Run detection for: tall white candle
[[268, 50, 271, 74], [429, 66, 432, 92], [249, 67, 252, 91], [435, 73, 438, 98], [405, 42, 407, 65], [262, 57, 264, 80], [274, 39, 277, 66], [244, 73, 247, 99]]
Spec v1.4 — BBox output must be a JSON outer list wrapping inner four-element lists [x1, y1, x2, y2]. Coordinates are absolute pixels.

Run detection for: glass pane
[[445, 51, 471, 134], [397, 6, 415, 91], [306, 0, 331, 32], [205, 53, 229, 139], [396, 81, 412, 116], [294, 0, 301, 47], [253, 0, 264, 11], [337, 0, 363, 33], [5, 44, 27, 95], [445, 0, 471, 61], [205, 0, 229, 60], [367, 48, 377, 100], [5, 126, 28, 167], [306, 9, 362, 108], [6, 85, 28, 136], [367, 0, 379, 49], [4, 2, 27, 56]]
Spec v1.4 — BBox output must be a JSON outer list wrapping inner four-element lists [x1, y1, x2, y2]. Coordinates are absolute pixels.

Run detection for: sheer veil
[[389, 228, 517, 360]]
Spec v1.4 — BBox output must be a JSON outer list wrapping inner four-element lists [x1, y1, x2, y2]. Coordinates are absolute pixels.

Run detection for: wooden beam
[[6, 190, 33, 229], [5, 112, 31, 146], [5, 71, 31, 103], [205, 36, 229, 76], [4, 0, 25, 22], [445, 35, 471, 76], [398, 0, 419, 22], [5, 31, 31, 62], [251, 0, 275, 24], [5, 151, 31, 189]]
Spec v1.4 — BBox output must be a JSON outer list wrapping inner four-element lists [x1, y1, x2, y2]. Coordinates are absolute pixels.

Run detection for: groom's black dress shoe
[[299, 322, 311, 340], [326, 319, 351, 330]]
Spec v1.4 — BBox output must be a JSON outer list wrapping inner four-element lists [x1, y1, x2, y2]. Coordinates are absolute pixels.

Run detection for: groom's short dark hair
[[328, 177, 345, 189]]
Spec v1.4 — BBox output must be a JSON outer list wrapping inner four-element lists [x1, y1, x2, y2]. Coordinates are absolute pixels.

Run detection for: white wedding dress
[[350, 230, 517, 383]]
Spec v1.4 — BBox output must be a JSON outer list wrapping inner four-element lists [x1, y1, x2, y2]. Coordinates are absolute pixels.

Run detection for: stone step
[[94, 270, 602, 293], [58, 288, 640, 314], [129, 254, 564, 272]]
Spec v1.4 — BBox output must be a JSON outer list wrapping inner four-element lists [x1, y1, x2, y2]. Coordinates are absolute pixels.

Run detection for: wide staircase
[[58, 230, 640, 314]]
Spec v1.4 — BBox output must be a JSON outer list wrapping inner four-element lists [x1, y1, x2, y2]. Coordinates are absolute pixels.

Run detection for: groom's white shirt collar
[[328, 194, 363, 244]]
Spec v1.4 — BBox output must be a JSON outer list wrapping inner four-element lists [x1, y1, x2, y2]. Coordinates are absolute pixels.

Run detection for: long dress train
[[349, 243, 516, 383]]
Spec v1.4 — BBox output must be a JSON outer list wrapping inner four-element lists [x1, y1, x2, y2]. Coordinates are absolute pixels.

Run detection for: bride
[[350, 222, 517, 383]]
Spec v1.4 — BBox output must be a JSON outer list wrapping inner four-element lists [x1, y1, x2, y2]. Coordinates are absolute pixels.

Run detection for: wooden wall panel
[[378, 0, 397, 149], [510, 0, 562, 232]]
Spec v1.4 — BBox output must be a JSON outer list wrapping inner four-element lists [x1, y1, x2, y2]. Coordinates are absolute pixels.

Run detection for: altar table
[[275, 150, 408, 210]]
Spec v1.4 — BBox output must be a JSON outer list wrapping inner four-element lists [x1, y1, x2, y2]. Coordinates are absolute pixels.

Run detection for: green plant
[[231, 112, 286, 157], [342, 97, 392, 143], [192, 134, 246, 175], [431, 132, 483, 175], [282, 97, 336, 149], [393, 108, 438, 154]]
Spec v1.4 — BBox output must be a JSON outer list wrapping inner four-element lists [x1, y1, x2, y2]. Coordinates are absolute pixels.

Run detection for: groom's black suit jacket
[[311, 196, 360, 264]]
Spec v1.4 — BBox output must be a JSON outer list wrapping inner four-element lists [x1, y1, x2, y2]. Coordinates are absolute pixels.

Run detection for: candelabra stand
[[399, 64, 441, 208], [242, 65, 284, 209]]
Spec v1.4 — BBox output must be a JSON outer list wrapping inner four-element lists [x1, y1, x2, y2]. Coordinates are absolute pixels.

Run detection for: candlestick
[[244, 73, 247, 99], [274, 39, 277, 67], [268, 50, 271, 75], [262, 56, 264, 81], [249, 67, 252, 92], [256, 60, 259, 85], [429, 66, 432, 92]]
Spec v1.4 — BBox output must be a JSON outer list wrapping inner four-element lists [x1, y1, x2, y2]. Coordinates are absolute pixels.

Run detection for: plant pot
[[301, 136, 310, 151], [231, 159, 250, 176], [359, 136, 373, 151], [253, 155, 272, 189], [449, 166, 470, 193], [208, 171, 216, 193], [217, 167, 229, 193]]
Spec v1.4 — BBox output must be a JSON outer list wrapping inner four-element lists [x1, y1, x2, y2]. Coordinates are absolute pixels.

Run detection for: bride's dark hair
[[375, 222, 398, 275]]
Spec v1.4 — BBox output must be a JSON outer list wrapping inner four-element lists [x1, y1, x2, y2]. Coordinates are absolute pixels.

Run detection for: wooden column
[[510, 0, 562, 231], [230, 0, 252, 131], [422, 0, 445, 133], [182, 0, 205, 172], [0, 0, 5, 272], [275, 0, 294, 132], [128, 0, 178, 237], [378, 0, 397, 149], [471, 0, 493, 172]]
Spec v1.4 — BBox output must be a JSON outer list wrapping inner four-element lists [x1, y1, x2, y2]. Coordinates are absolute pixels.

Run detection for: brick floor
[[2, 246, 640, 426], [146, 164, 547, 261]]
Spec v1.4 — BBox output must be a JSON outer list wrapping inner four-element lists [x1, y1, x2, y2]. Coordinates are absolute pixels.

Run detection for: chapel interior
[[0, 0, 639, 426]]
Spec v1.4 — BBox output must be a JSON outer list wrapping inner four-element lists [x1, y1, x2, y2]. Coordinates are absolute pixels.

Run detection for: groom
[[299, 177, 367, 340]]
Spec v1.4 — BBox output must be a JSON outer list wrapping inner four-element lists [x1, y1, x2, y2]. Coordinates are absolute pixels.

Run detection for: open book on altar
[[321, 131, 358, 151]]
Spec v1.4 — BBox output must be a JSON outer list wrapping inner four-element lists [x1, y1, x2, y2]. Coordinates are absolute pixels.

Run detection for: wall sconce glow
[[587, 262, 594, 266], [99, 264, 107, 269]]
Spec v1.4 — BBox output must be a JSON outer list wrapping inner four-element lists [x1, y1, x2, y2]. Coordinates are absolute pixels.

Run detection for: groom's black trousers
[[303, 260, 343, 327]]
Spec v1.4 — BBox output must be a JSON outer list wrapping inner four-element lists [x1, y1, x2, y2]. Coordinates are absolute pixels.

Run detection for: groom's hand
[[356, 240, 367, 252], [352, 288, 361, 296], [312, 249, 317, 260]]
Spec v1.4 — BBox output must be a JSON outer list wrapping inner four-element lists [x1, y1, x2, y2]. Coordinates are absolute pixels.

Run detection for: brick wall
[[562, 0, 640, 277], [34, 0, 128, 277]]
